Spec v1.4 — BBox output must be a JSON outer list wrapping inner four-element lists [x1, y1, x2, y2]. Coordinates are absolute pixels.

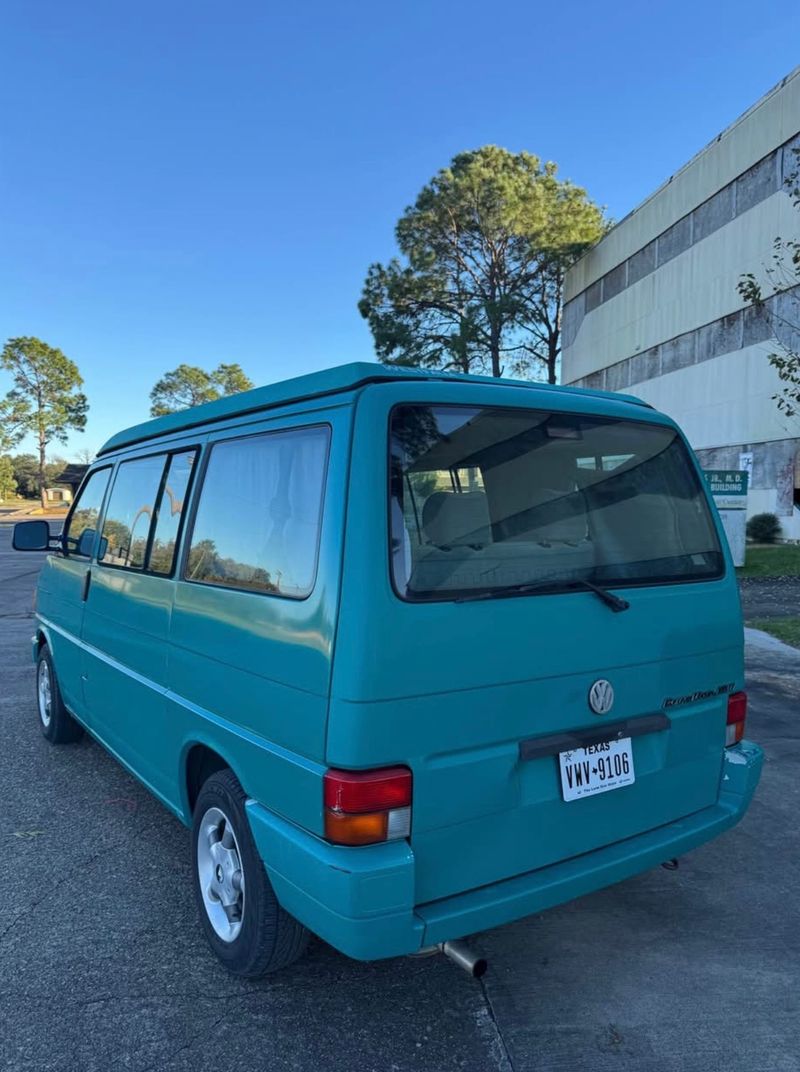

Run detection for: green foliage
[[149, 363, 254, 416], [737, 544, 800, 577], [5, 454, 69, 498], [746, 512, 782, 544], [10, 453, 39, 497], [359, 146, 606, 383], [213, 363, 253, 397], [0, 393, 29, 454], [0, 455, 16, 499], [737, 147, 800, 416], [44, 456, 70, 487], [185, 537, 278, 592], [746, 617, 800, 648], [0, 337, 88, 502]]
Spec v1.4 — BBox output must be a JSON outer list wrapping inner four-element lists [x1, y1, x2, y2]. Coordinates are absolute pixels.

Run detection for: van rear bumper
[[246, 739, 763, 961]]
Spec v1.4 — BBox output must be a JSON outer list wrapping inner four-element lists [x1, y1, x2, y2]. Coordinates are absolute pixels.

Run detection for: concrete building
[[562, 67, 800, 539]]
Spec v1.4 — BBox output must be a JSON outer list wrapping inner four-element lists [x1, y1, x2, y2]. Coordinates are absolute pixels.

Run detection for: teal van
[[13, 362, 763, 978]]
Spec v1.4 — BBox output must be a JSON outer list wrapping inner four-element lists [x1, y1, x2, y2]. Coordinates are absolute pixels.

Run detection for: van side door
[[165, 409, 346, 805], [80, 448, 199, 802], [37, 466, 112, 719]]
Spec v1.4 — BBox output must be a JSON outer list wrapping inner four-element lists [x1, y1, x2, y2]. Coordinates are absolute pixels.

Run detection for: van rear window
[[389, 405, 724, 602]]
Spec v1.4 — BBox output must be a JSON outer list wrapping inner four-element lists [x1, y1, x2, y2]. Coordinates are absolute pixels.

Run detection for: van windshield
[[389, 404, 724, 602]]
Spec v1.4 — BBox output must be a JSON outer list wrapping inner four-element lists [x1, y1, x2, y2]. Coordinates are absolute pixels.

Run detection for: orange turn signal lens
[[725, 720, 745, 747], [324, 809, 388, 846]]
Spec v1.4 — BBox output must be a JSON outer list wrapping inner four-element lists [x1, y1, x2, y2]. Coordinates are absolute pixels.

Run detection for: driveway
[[739, 577, 800, 619], [1, 524, 798, 1072]]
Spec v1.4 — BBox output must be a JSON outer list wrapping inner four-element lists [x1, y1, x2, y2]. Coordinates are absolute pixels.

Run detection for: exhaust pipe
[[439, 940, 488, 978], [409, 940, 488, 978]]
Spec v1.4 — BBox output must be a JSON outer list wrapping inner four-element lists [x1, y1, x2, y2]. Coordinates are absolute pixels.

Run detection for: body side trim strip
[[36, 614, 324, 778]]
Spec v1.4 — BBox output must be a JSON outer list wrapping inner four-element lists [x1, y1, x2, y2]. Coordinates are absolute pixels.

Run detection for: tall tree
[[359, 146, 606, 383], [0, 337, 88, 507], [738, 147, 800, 416], [213, 363, 253, 397], [150, 363, 254, 416], [0, 393, 29, 454]]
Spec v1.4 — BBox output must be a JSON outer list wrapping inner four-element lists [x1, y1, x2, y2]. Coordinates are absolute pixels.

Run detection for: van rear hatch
[[329, 398, 740, 905]]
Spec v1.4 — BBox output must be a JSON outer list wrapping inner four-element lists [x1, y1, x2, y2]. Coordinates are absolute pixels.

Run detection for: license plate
[[559, 737, 635, 801]]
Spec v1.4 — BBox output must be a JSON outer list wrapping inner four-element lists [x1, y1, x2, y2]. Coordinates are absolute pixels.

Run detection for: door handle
[[82, 569, 92, 602]]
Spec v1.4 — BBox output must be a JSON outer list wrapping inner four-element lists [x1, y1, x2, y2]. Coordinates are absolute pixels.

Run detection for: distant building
[[54, 463, 89, 496], [43, 487, 73, 505], [562, 67, 800, 539]]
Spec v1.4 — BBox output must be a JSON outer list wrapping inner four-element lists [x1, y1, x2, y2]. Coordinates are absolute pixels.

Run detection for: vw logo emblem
[[588, 679, 614, 715]]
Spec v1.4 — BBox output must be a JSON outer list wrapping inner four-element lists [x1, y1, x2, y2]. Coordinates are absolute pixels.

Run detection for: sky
[[2, 0, 800, 458]]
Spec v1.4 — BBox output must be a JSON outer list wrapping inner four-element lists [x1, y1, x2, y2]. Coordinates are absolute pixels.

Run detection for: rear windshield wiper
[[454, 577, 630, 612]]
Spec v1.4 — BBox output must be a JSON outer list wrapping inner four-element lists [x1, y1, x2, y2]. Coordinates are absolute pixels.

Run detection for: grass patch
[[747, 617, 800, 648], [737, 545, 800, 578]]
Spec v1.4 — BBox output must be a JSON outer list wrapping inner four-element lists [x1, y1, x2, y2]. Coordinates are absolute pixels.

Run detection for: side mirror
[[77, 528, 97, 558], [12, 519, 52, 551]]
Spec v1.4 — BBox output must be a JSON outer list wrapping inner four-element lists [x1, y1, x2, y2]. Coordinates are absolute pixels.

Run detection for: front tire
[[191, 769, 310, 976], [36, 646, 84, 744]]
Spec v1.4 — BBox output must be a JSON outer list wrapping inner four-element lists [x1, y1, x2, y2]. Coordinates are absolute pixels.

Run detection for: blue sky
[[3, 0, 800, 457]]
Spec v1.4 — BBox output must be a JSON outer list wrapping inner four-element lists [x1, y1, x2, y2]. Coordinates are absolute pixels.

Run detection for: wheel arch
[[181, 740, 237, 821], [34, 626, 50, 657]]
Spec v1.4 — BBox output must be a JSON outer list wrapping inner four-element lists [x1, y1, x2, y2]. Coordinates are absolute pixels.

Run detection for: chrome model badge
[[588, 679, 614, 715]]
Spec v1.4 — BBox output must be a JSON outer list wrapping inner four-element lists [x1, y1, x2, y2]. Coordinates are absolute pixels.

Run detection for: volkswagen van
[[13, 363, 763, 977]]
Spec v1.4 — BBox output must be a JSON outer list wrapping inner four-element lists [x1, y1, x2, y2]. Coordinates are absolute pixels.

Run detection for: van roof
[[97, 361, 651, 456]]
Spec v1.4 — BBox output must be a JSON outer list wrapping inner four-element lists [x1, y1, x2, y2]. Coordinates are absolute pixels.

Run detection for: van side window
[[185, 425, 329, 598], [62, 468, 111, 557], [99, 454, 167, 570], [577, 454, 635, 472], [148, 451, 198, 575]]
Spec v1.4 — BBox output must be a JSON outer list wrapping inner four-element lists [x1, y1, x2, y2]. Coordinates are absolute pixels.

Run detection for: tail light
[[726, 691, 747, 746], [323, 766, 412, 846]]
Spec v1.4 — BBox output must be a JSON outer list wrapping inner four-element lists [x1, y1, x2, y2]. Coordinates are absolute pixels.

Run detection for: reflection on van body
[[15, 363, 762, 977]]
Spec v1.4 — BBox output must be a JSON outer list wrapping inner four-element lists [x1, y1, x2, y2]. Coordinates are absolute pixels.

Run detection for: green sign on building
[[702, 469, 749, 566], [703, 470, 749, 498]]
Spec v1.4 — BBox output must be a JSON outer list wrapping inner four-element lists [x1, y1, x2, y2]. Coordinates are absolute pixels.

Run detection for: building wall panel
[[565, 193, 799, 381], [566, 67, 800, 298]]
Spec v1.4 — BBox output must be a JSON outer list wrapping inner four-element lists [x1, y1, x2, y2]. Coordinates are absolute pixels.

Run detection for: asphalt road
[[1, 524, 798, 1072], [739, 577, 800, 619]]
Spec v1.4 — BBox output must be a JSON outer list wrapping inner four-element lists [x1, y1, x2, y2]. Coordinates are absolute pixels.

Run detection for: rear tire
[[36, 646, 84, 744], [191, 768, 310, 976]]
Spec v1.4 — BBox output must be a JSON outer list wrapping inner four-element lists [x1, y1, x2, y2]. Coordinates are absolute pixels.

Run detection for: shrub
[[746, 513, 782, 544]]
